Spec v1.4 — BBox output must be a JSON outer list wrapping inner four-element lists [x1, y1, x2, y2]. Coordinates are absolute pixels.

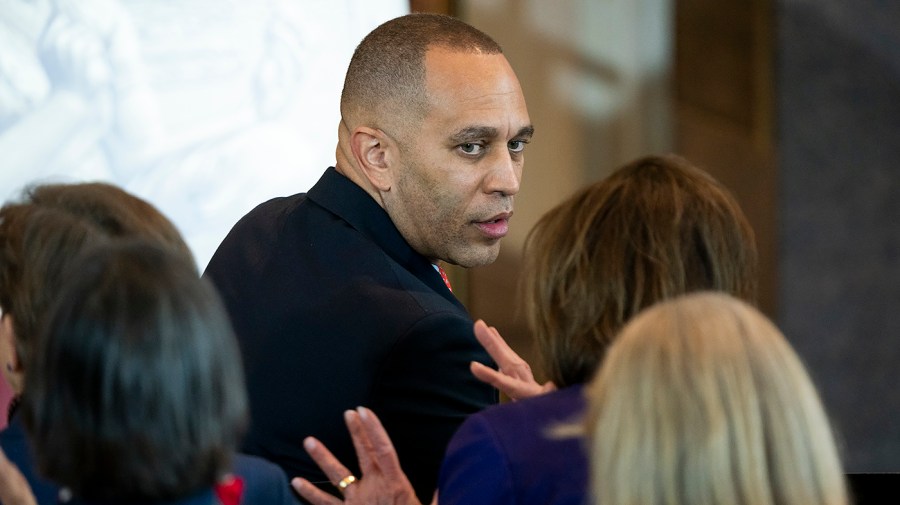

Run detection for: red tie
[[438, 265, 452, 292]]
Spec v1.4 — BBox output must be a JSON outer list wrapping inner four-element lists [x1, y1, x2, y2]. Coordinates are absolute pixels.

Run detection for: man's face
[[383, 48, 533, 268]]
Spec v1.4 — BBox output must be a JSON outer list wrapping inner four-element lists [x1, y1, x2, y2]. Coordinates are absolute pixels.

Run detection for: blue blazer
[[0, 411, 57, 504], [204, 167, 496, 502], [438, 385, 589, 505], [0, 411, 298, 505], [60, 488, 219, 505]]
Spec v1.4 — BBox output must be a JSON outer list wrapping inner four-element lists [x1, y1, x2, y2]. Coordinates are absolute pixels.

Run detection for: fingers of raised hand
[[302, 437, 357, 493], [356, 407, 403, 476], [473, 320, 510, 358], [344, 409, 374, 472], [354, 408, 421, 505], [291, 477, 343, 505], [473, 320, 532, 379], [469, 361, 555, 401], [469, 361, 528, 399], [469, 360, 505, 388]]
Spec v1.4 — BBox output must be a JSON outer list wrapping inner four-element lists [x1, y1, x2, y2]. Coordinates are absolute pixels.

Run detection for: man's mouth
[[474, 213, 511, 240]]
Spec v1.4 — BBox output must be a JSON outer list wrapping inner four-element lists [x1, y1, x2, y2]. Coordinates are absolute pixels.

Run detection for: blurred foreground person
[[21, 241, 290, 504], [0, 182, 196, 503], [0, 183, 296, 504]]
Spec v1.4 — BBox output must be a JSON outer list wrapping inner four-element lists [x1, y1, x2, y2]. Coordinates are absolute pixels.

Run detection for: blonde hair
[[586, 292, 847, 505]]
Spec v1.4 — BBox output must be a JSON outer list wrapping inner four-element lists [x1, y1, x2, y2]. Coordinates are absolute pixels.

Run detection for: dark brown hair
[[523, 154, 758, 387], [23, 241, 247, 501], [0, 182, 193, 374], [340, 13, 502, 127]]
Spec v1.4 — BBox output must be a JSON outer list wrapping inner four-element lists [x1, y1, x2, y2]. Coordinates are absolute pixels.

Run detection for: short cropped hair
[[586, 292, 847, 505], [22, 241, 247, 502], [0, 182, 193, 373], [340, 13, 502, 128], [523, 154, 758, 387]]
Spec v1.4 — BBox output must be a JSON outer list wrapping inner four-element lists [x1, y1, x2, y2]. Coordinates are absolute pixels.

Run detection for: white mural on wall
[[0, 0, 408, 268]]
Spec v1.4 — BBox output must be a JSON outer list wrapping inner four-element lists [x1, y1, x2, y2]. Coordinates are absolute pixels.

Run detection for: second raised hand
[[292, 407, 426, 505], [469, 319, 556, 401]]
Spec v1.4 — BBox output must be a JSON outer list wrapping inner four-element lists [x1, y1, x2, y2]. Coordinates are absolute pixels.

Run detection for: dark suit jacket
[[437, 385, 589, 505], [203, 168, 496, 502], [0, 411, 298, 505]]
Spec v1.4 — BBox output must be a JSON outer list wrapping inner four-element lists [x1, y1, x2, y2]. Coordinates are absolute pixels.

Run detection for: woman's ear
[[349, 126, 395, 193], [0, 315, 23, 395]]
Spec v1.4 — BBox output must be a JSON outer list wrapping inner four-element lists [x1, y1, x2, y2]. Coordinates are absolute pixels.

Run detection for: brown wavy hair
[[522, 154, 758, 387]]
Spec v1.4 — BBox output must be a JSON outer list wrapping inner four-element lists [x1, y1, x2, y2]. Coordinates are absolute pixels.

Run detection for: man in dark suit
[[203, 13, 533, 504]]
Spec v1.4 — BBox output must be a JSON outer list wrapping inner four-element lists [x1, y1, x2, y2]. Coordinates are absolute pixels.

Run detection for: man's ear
[[349, 126, 394, 192]]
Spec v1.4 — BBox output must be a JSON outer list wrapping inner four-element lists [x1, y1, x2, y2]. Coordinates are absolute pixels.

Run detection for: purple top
[[437, 385, 589, 505]]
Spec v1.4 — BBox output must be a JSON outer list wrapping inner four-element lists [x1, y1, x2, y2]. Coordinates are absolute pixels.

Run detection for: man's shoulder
[[233, 193, 309, 234], [203, 192, 310, 282], [209, 193, 309, 253]]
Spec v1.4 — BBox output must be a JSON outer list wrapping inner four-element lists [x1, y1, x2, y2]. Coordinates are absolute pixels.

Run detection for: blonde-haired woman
[[586, 291, 847, 505]]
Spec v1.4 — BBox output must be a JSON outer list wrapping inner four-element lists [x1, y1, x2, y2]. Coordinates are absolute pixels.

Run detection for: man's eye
[[508, 140, 528, 153], [459, 143, 484, 155]]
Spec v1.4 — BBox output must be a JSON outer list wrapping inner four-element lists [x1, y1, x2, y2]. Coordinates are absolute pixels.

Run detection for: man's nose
[[484, 150, 522, 197]]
